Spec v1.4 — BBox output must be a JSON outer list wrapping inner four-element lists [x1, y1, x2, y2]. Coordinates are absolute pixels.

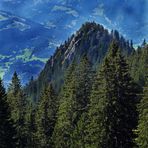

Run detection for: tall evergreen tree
[[25, 102, 36, 147], [52, 57, 93, 147], [25, 76, 37, 102], [75, 56, 93, 113], [52, 62, 77, 148], [85, 41, 139, 148], [0, 78, 16, 148], [72, 56, 94, 147], [35, 84, 57, 147], [128, 44, 148, 87], [135, 77, 148, 148], [7, 72, 27, 148]]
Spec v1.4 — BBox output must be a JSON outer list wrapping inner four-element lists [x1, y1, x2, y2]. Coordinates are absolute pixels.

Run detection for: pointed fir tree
[[52, 57, 93, 147], [25, 102, 36, 147], [7, 72, 28, 148], [84, 62, 108, 148], [0, 78, 16, 148], [75, 55, 93, 113], [35, 83, 57, 147], [85, 41, 139, 148], [72, 56, 94, 147], [135, 77, 148, 148], [52, 62, 77, 148], [128, 44, 148, 87], [26, 76, 37, 102]]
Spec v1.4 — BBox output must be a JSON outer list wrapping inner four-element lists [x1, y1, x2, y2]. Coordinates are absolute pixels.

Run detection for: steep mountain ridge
[[26, 22, 133, 101]]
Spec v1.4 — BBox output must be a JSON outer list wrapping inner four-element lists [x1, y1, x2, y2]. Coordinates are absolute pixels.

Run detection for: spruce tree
[[0, 78, 16, 148], [72, 56, 94, 147], [135, 78, 148, 148], [75, 55, 93, 113], [52, 57, 93, 147], [52, 62, 77, 148], [25, 102, 36, 147], [128, 44, 148, 87], [35, 84, 57, 147], [86, 41, 139, 147], [7, 72, 27, 148], [84, 67, 106, 148]]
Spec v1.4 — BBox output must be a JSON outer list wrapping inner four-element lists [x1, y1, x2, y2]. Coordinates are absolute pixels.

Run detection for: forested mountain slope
[[26, 22, 133, 101], [1, 22, 147, 148]]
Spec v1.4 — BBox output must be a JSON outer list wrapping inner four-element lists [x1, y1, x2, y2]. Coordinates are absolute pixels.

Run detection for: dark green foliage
[[84, 68, 107, 148], [7, 72, 28, 148], [135, 78, 148, 148], [128, 44, 148, 87], [25, 103, 36, 147], [25, 76, 37, 102], [72, 56, 94, 147], [52, 57, 93, 147], [0, 78, 16, 148], [85, 41, 139, 148], [35, 84, 57, 147], [1, 23, 147, 148], [52, 63, 77, 148]]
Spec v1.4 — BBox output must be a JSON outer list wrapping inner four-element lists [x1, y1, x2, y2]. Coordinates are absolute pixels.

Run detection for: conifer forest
[[0, 1, 148, 148]]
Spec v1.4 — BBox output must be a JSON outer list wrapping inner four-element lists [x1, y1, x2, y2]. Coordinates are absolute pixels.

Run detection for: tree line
[[0, 41, 147, 148]]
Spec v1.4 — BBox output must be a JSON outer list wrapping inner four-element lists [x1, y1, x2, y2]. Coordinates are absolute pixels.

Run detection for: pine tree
[[52, 62, 77, 148], [75, 55, 93, 113], [72, 56, 94, 147], [84, 67, 107, 148], [86, 41, 139, 147], [0, 78, 16, 148], [35, 84, 57, 147], [7, 72, 27, 148], [128, 44, 148, 87], [52, 57, 93, 147], [25, 102, 36, 147], [135, 77, 148, 148], [25, 76, 37, 102]]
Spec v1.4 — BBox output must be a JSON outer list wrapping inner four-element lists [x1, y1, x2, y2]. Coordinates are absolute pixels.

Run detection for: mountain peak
[[26, 22, 133, 101]]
